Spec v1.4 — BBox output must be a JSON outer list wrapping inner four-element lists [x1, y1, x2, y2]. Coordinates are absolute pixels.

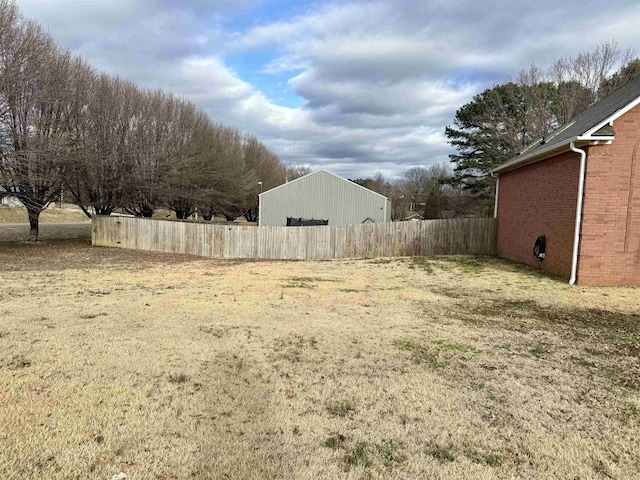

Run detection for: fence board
[[92, 216, 497, 260]]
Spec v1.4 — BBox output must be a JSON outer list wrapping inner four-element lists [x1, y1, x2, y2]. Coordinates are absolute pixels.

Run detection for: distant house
[[258, 170, 392, 227], [0, 188, 21, 207], [406, 213, 424, 221], [492, 76, 640, 286]]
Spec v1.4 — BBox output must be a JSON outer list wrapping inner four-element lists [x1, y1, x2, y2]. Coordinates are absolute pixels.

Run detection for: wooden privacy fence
[[92, 216, 497, 260]]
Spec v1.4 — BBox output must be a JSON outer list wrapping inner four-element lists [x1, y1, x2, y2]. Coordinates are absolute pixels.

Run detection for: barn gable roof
[[492, 76, 640, 174], [259, 169, 390, 201]]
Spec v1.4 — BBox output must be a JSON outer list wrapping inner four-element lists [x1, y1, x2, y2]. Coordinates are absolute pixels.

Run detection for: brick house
[[492, 77, 640, 286]]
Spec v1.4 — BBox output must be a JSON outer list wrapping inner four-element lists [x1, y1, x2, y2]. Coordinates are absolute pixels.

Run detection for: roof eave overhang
[[492, 136, 614, 175]]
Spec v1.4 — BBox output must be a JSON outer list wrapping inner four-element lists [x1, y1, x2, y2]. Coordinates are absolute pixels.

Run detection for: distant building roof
[[260, 169, 390, 201], [493, 76, 640, 174]]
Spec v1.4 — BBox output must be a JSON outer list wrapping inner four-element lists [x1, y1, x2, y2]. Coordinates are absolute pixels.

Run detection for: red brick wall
[[496, 152, 580, 279], [579, 104, 640, 285]]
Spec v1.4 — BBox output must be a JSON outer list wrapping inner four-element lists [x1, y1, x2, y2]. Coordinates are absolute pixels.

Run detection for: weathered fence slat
[[92, 216, 497, 260]]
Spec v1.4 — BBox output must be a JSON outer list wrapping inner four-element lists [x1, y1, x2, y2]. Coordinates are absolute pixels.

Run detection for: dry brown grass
[[0, 205, 90, 243], [0, 241, 638, 479], [0, 205, 89, 224]]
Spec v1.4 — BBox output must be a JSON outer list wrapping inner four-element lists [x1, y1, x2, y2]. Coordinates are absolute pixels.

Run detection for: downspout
[[569, 142, 587, 285], [491, 173, 499, 218]]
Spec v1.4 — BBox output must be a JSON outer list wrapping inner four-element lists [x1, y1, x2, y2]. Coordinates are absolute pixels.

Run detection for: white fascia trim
[[576, 135, 614, 142], [492, 137, 578, 173], [582, 95, 640, 137], [493, 137, 614, 174]]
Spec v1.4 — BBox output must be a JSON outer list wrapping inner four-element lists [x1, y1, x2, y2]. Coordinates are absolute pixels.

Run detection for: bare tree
[[285, 164, 312, 181], [420, 163, 453, 219], [599, 58, 640, 98], [67, 75, 149, 217], [370, 171, 390, 196], [162, 106, 209, 219], [2, 0, 289, 231], [195, 125, 249, 221], [404, 167, 431, 196], [517, 41, 635, 137], [242, 135, 285, 221], [120, 91, 173, 217], [548, 41, 634, 100], [389, 179, 410, 221], [0, 4, 71, 241]]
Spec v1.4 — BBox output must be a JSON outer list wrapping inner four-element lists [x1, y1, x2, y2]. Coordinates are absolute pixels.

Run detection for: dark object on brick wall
[[533, 235, 546, 261]]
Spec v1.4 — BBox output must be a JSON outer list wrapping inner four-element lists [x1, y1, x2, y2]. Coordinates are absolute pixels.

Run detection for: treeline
[[446, 41, 640, 214], [356, 42, 640, 221], [352, 163, 470, 221], [0, 0, 291, 241]]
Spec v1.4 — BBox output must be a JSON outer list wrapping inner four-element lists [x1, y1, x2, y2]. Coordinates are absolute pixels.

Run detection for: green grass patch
[[464, 447, 503, 467], [486, 391, 506, 405], [571, 356, 597, 368], [368, 258, 395, 264], [168, 373, 190, 384], [620, 402, 640, 425], [601, 366, 640, 390], [324, 434, 347, 450], [329, 438, 405, 472], [433, 256, 489, 274], [468, 299, 640, 356], [425, 441, 455, 462], [434, 339, 474, 353], [430, 286, 467, 299], [529, 341, 552, 359], [374, 439, 406, 467], [393, 340, 446, 368], [343, 442, 372, 471], [410, 257, 434, 273]]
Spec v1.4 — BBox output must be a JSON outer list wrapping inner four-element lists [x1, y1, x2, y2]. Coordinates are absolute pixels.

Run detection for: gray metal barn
[[258, 170, 392, 227]]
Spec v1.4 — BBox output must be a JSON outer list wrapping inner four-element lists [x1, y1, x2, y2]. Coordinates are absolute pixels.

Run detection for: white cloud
[[13, 0, 640, 179]]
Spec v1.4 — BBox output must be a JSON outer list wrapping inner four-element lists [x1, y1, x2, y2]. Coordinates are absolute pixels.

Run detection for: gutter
[[569, 142, 587, 285], [492, 136, 613, 175], [492, 137, 578, 174]]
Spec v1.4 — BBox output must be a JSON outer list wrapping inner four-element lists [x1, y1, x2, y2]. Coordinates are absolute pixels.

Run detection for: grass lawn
[[0, 240, 638, 479], [0, 205, 89, 224]]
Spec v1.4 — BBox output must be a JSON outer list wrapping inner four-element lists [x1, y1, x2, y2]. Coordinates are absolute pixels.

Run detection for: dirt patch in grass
[[0, 246, 638, 479]]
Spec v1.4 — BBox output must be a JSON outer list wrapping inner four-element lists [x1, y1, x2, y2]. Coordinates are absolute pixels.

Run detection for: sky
[[15, 0, 640, 179]]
